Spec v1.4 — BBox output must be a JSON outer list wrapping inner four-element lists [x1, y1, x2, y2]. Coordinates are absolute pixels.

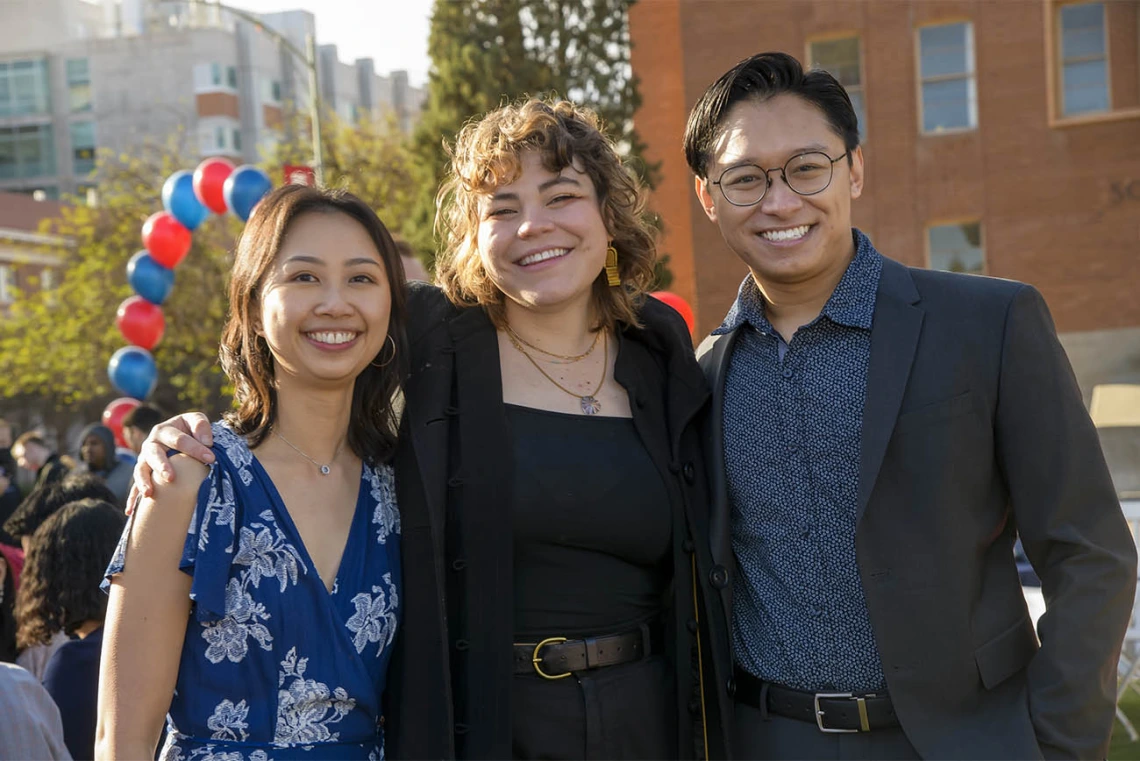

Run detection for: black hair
[[15, 498, 125, 648], [121, 404, 166, 436], [683, 51, 860, 178], [2, 472, 116, 540]]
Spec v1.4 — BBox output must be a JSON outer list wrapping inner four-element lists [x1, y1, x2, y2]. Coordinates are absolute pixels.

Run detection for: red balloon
[[116, 295, 166, 350], [142, 212, 191, 268], [102, 397, 141, 449], [193, 157, 235, 214], [651, 291, 696, 334]]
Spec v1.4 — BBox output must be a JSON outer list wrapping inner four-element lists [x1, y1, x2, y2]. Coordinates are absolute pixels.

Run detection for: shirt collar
[[712, 228, 882, 335]]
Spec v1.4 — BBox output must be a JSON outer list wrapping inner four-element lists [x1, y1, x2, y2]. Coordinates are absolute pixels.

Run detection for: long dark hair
[[15, 498, 125, 649], [219, 184, 408, 465]]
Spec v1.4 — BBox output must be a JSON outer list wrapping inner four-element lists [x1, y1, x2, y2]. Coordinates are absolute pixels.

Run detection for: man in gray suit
[[686, 52, 1137, 759]]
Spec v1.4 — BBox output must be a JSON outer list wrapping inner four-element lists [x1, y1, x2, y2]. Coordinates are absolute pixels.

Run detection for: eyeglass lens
[[719, 152, 837, 205]]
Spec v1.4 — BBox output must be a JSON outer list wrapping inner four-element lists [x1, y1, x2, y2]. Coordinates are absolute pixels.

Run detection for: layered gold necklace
[[505, 326, 607, 415]]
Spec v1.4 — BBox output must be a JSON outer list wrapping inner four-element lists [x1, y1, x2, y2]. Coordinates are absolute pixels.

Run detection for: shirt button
[[709, 565, 729, 589], [682, 462, 696, 484], [686, 618, 699, 634], [727, 677, 737, 697], [454, 639, 470, 651], [451, 558, 467, 571], [782, 368, 794, 379]]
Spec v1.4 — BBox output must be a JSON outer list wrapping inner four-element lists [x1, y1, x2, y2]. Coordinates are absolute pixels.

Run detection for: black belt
[[734, 667, 899, 733], [514, 621, 661, 680]]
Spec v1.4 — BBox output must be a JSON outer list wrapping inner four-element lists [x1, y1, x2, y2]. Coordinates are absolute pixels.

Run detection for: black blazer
[[386, 283, 733, 760], [698, 258, 1137, 760]]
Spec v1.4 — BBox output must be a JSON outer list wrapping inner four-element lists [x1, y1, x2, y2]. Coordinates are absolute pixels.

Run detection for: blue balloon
[[127, 251, 175, 305], [107, 346, 157, 400], [162, 170, 209, 231], [223, 165, 273, 222]]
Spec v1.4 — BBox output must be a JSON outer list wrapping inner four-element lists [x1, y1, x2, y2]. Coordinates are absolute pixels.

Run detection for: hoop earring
[[604, 245, 620, 287], [370, 334, 396, 368]]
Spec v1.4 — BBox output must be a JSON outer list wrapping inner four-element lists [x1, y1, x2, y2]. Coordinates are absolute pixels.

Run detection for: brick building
[[630, 0, 1140, 491]]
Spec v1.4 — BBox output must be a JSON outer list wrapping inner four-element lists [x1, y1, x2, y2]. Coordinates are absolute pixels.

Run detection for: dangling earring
[[371, 335, 396, 368], [604, 245, 620, 287]]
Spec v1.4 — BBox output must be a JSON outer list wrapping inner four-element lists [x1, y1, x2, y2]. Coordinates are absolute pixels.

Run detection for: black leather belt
[[514, 621, 661, 680], [734, 667, 899, 733]]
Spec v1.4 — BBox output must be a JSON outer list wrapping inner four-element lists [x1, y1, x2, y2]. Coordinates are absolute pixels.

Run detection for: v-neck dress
[[104, 422, 402, 761]]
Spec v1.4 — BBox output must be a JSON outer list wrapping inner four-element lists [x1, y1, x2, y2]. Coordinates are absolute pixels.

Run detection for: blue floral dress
[[104, 422, 401, 761]]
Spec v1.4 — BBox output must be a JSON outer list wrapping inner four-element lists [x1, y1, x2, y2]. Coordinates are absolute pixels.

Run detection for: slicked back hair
[[683, 52, 860, 179]]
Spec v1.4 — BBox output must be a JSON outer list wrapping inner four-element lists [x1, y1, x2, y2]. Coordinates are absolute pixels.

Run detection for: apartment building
[[0, 0, 425, 199]]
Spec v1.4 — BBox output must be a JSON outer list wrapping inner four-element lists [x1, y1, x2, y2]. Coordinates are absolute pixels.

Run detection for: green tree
[[0, 137, 240, 423], [267, 110, 418, 240]]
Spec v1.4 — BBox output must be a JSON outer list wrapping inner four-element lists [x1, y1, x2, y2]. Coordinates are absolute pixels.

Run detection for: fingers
[[133, 451, 158, 499], [125, 486, 142, 516]]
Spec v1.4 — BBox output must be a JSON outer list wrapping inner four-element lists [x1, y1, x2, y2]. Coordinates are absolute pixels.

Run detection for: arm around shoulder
[[996, 285, 1138, 759], [97, 454, 208, 760]]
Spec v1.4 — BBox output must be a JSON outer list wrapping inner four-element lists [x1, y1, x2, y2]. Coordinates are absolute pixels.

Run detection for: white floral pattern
[[206, 699, 250, 741], [212, 422, 256, 486], [345, 573, 399, 655], [274, 648, 355, 744], [193, 468, 237, 555], [367, 465, 400, 545], [201, 512, 304, 664]]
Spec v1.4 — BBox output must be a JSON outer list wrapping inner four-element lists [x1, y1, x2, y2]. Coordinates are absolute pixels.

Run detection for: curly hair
[[2, 472, 116, 541], [15, 498, 125, 649], [435, 98, 657, 330], [219, 184, 408, 463]]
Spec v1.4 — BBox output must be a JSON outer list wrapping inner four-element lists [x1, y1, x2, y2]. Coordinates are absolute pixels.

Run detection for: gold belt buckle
[[532, 636, 572, 680]]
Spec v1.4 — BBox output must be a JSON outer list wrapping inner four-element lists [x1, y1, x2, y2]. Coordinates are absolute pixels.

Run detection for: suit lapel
[[857, 259, 923, 523]]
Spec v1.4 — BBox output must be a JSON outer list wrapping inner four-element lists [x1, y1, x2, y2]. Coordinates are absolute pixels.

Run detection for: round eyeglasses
[[711, 151, 849, 207]]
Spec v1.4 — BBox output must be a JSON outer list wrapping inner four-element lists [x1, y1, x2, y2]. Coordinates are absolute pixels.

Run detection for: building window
[[1059, 3, 1109, 115], [272, 80, 281, 102], [215, 126, 226, 149], [232, 128, 241, 152], [41, 268, 54, 291], [918, 22, 978, 133], [809, 37, 866, 138], [226, 65, 238, 89], [211, 63, 222, 86], [0, 125, 55, 179], [0, 59, 51, 117], [70, 121, 96, 175], [928, 222, 985, 274], [66, 58, 92, 112]]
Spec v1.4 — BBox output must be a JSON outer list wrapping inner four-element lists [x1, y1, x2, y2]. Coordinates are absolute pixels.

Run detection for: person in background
[[17, 498, 125, 760], [120, 405, 166, 456], [12, 431, 69, 492], [3, 474, 117, 679], [0, 451, 22, 545], [0, 544, 20, 663], [0, 662, 72, 761], [0, 417, 13, 457], [77, 424, 133, 506]]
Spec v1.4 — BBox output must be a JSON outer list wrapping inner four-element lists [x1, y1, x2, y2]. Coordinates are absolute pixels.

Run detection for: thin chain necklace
[[505, 323, 600, 363], [507, 329, 608, 415], [273, 428, 345, 475]]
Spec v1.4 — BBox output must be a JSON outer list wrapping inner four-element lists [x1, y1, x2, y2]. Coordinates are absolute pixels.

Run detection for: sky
[[235, 0, 433, 87]]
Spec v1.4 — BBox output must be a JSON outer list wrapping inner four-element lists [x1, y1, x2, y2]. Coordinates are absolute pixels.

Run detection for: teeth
[[519, 248, 569, 266], [760, 225, 811, 242], [308, 331, 356, 345]]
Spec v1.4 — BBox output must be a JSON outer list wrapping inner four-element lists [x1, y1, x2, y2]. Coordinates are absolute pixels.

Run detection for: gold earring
[[371, 335, 396, 368], [604, 246, 620, 287]]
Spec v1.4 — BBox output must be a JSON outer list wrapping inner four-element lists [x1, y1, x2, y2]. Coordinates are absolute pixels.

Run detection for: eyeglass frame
[[709, 150, 850, 207]]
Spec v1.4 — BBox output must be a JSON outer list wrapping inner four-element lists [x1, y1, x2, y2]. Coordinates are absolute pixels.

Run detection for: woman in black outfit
[[136, 98, 732, 759]]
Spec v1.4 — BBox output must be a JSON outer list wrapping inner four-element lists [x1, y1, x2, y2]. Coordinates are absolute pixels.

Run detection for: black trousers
[[732, 698, 920, 761], [512, 654, 677, 760]]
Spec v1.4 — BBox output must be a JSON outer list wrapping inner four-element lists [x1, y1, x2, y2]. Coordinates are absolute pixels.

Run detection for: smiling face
[[696, 93, 864, 290], [256, 210, 391, 389], [475, 150, 610, 316]]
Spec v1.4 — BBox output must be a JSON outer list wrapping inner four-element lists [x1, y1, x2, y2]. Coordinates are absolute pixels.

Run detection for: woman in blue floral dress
[[97, 185, 408, 761]]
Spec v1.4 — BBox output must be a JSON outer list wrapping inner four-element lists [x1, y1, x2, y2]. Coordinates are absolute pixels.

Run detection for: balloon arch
[[102, 158, 273, 446]]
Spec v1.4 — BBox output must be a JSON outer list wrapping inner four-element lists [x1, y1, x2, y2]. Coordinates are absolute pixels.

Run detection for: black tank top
[[506, 404, 672, 639]]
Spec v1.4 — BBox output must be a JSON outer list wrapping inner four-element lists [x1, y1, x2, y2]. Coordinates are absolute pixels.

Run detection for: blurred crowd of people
[[0, 408, 163, 761]]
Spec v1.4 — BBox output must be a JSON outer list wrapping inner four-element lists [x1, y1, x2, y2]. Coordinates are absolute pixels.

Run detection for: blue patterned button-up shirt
[[714, 229, 885, 692]]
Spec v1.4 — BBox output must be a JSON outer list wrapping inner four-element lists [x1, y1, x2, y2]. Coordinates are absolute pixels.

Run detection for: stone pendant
[[580, 396, 601, 415], [320, 465, 331, 475]]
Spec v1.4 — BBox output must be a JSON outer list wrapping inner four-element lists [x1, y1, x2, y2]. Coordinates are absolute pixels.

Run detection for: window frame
[[65, 57, 92, 113], [0, 264, 13, 304], [915, 19, 979, 135], [805, 32, 868, 140], [69, 120, 96, 175], [1045, 0, 1140, 126], [924, 218, 987, 275]]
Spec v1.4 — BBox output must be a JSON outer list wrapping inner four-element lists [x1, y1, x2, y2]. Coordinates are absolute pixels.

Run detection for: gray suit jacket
[[698, 257, 1137, 759]]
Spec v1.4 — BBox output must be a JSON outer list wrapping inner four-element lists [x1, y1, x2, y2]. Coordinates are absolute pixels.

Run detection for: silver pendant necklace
[[273, 428, 345, 475]]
